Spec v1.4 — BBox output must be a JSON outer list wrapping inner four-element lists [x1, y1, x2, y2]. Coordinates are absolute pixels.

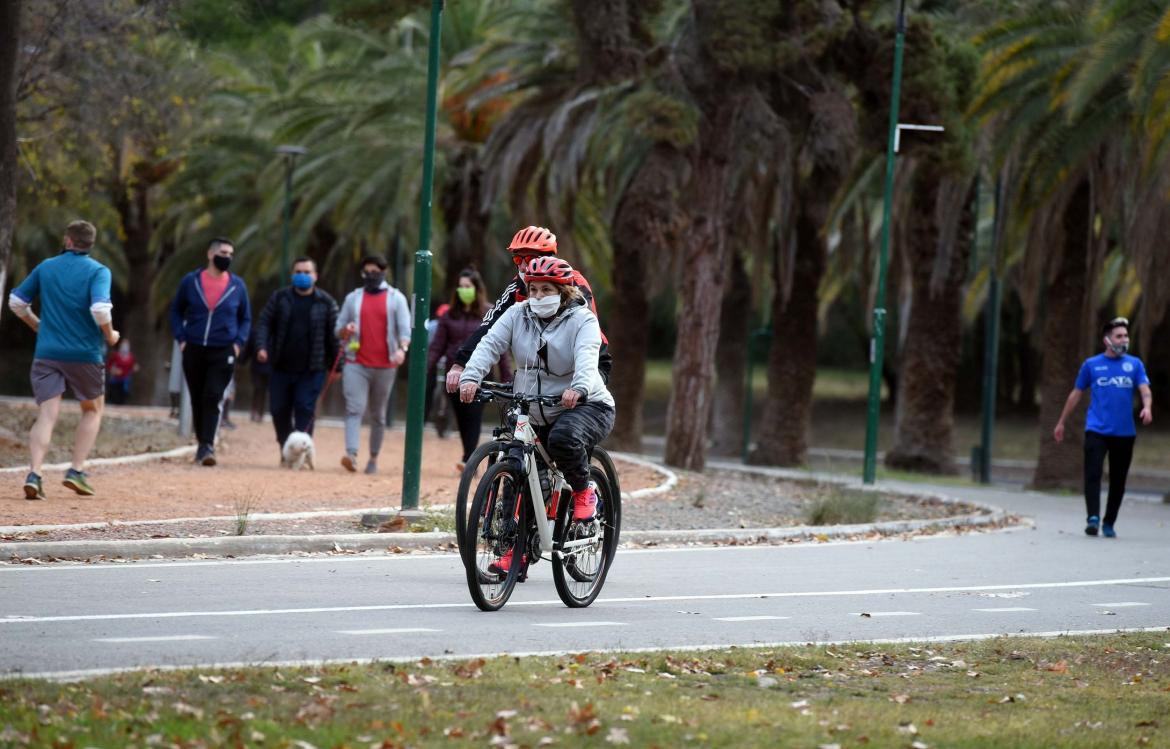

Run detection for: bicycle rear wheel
[[464, 460, 528, 611], [456, 439, 507, 570], [552, 464, 620, 607]]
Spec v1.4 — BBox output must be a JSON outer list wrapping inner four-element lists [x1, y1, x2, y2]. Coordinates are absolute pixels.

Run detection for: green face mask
[[456, 286, 476, 305]]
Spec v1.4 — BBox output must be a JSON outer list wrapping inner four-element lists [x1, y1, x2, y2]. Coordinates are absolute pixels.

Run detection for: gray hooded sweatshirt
[[461, 298, 614, 425]]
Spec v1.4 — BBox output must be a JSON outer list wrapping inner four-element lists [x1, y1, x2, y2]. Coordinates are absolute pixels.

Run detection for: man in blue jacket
[[169, 237, 251, 466], [8, 220, 119, 499], [1053, 317, 1154, 538]]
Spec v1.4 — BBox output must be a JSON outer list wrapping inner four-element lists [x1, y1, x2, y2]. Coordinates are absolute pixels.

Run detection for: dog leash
[[305, 346, 346, 435]]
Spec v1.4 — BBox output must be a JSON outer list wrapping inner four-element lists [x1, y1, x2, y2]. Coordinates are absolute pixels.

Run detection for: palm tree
[[969, 0, 1170, 488]]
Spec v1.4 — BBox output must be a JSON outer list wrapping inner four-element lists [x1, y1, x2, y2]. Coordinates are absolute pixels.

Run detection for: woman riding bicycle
[[459, 256, 615, 542]]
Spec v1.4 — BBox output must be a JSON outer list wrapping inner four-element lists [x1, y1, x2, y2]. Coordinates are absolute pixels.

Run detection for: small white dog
[[282, 431, 315, 470]]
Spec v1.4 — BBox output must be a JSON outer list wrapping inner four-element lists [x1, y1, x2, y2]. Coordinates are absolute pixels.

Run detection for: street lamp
[[276, 144, 307, 281]]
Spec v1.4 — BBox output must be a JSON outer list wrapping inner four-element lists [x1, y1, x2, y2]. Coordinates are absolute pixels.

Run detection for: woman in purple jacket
[[428, 269, 512, 467]]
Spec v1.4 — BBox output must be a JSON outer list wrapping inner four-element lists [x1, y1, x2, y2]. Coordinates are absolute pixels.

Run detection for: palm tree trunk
[[439, 146, 489, 285], [885, 173, 974, 475], [711, 249, 750, 456], [113, 180, 164, 405], [750, 209, 826, 466], [1032, 179, 1092, 489], [607, 143, 686, 452], [0, 0, 20, 325], [664, 151, 730, 470]]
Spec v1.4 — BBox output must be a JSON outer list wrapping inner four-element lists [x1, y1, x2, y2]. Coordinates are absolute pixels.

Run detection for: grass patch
[[233, 493, 259, 536], [0, 633, 1166, 747], [804, 486, 881, 525]]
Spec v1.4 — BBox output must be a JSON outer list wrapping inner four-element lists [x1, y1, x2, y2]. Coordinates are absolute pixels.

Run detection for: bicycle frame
[[479, 385, 599, 560]]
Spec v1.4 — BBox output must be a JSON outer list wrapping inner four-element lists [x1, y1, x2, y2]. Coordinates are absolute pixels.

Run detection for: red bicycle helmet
[[507, 225, 557, 256], [524, 256, 574, 285]]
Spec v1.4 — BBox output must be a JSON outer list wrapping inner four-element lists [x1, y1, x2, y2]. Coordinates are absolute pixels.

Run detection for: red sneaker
[[572, 486, 597, 520], [488, 549, 527, 577]]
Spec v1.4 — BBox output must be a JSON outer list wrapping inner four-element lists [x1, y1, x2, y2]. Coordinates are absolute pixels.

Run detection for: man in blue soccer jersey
[[8, 220, 120, 500], [1053, 317, 1153, 538]]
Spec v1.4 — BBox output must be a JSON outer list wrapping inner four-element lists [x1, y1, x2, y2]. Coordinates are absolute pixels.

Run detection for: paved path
[[2, 480, 1168, 679]]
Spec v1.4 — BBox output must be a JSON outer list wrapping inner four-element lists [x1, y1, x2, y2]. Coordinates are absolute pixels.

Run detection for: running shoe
[[23, 472, 45, 500], [1084, 515, 1100, 536], [62, 468, 95, 496], [488, 549, 528, 582], [364, 460, 377, 475], [1102, 524, 1117, 538], [341, 453, 357, 472], [572, 486, 597, 520]]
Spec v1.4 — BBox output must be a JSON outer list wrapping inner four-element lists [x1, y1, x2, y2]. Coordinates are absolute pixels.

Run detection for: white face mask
[[528, 295, 560, 319]]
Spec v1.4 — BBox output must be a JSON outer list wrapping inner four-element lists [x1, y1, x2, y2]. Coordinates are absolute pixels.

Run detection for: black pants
[[269, 369, 326, 446], [182, 344, 236, 448], [447, 393, 484, 462], [251, 370, 269, 419], [1084, 430, 1136, 526], [535, 402, 615, 492]]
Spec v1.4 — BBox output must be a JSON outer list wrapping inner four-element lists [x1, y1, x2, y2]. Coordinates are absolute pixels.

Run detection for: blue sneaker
[[1084, 516, 1100, 536], [1102, 524, 1116, 538]]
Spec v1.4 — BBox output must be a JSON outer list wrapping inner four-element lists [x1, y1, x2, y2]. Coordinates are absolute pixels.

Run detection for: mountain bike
[[453, 382, 620, 569], [460, 384, 621, 611]]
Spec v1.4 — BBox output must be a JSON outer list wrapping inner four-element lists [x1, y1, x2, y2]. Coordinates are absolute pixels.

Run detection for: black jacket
[[255, 287, 339, 373]]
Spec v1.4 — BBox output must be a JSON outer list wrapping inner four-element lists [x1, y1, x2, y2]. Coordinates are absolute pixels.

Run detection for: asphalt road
[[2, 483, 1168, 680]]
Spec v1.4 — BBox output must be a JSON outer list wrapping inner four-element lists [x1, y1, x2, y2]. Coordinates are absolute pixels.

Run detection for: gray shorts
[[31, 359, 105, 404]]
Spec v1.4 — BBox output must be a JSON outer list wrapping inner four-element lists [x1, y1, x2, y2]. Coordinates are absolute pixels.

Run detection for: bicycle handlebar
[[474, 385, 586, 407]]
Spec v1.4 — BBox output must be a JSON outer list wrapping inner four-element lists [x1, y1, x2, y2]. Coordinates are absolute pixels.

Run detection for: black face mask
[[363, 272, 385, 292], [212, 255, 232, 272]]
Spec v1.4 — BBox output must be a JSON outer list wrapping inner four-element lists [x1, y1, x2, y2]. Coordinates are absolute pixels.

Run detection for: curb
[[0, 445, 198, 475], [0, 452, 1020, 562], [0, 511, 1021, 562]]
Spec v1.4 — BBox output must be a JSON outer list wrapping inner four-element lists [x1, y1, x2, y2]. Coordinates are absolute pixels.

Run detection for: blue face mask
[[292, 272, 314, 290]]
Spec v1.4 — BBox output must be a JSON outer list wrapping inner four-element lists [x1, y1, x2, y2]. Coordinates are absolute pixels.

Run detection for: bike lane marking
[[94, 635, 215, 643], [972, 607, 1037, 613], [3, 576, 1168, 625], [338, 628, 442, 635], [532, 622, 626, 628]]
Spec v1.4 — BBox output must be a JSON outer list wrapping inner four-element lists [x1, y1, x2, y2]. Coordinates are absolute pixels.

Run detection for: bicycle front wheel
[[464, 460, 528, 612], [456, 439, 507, 569], [552, 465, 620, 608]]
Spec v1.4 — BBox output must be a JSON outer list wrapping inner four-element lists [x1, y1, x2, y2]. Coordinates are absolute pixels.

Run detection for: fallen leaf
[[790, 699, 810, 709], [896, 723, 918, 736], [892, 694, 910, 704], [757, 676, 778, 688], [379, 517, 409, 533], [455, 658, 486, 679], [606, 727, 630, 744], [859, 613, 872, 618], [911, 742, 930, 749], [1136, 720, 1159, 728]]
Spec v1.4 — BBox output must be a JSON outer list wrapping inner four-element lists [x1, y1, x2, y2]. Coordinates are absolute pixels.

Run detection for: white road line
[[532, 622, 626, 628], [1091, 602, 1150, 608], [713, 615, 790, 622], [850, 612, 921, 617], [4, 576, 1167, 625], [973, 607, 1038, 613], [338, 628, 441, 635], [15, 625, 1170, 683], [94, 635, 215, 643]]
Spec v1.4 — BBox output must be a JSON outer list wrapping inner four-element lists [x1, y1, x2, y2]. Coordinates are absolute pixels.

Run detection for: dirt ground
[[0, 402, 188, 468], [0, 410, 663, 527]]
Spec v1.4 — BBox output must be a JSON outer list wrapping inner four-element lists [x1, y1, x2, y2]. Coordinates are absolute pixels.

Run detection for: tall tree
[[0, 0, 19, 325], [663, 0, 784, 470]]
